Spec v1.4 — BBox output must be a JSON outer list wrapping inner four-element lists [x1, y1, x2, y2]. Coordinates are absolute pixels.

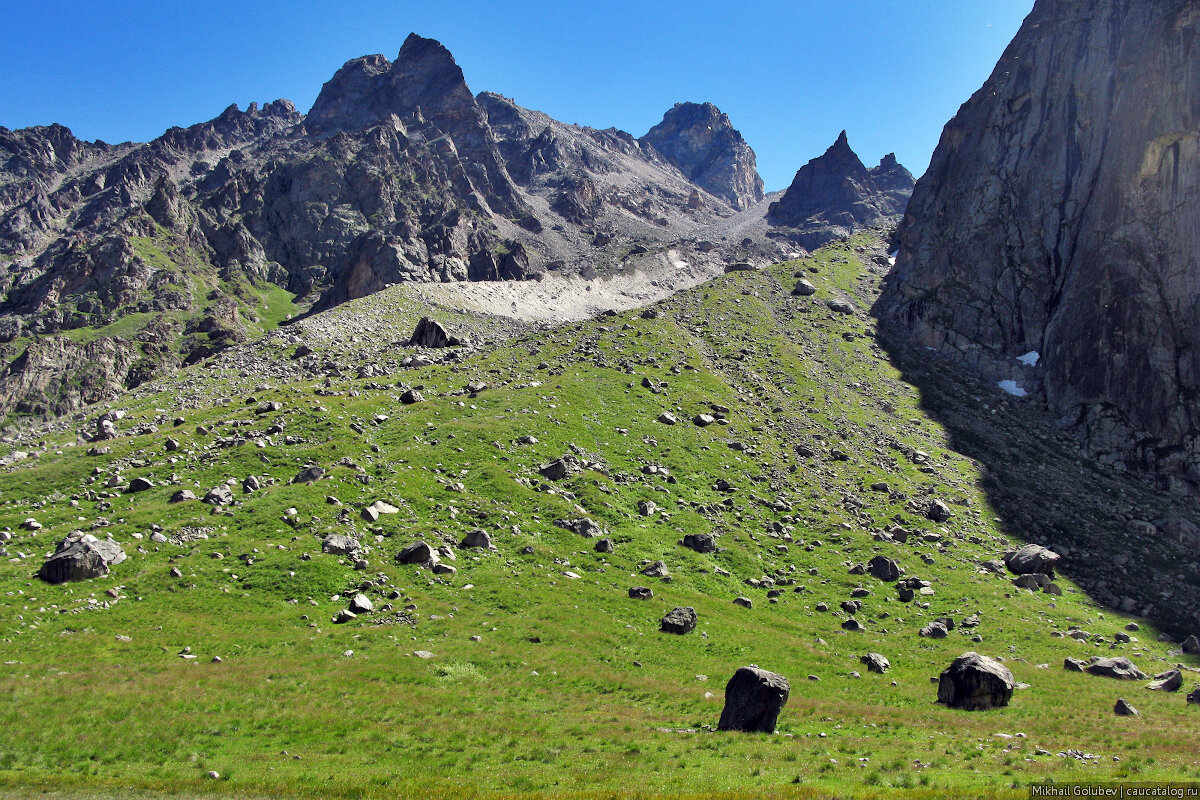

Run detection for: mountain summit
[[641, 102, 764, 210], [766, 131, 913, 249]]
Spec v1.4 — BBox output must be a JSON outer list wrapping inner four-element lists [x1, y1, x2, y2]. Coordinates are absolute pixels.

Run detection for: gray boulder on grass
[[660, 606, 697, 634], [936, 652, 1015, 710], [1004, 544, 1061, 576], [38, 532, 126, 584]]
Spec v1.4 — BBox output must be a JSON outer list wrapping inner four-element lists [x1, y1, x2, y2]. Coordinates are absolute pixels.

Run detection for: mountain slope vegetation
[[0, 232, 1197, 799]]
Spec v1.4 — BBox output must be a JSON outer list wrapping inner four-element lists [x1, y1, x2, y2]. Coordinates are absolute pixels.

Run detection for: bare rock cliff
[[641, 102, 764, 210], [879, 0, 1200, 489]]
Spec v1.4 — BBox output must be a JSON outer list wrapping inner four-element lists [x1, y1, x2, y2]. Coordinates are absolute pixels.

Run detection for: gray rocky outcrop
[[879, 0, 1200, 490], [38, 531, 126, 583]]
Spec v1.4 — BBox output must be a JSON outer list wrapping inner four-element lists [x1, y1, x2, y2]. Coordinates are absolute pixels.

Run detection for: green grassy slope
[[0, 234, 1196, 799]]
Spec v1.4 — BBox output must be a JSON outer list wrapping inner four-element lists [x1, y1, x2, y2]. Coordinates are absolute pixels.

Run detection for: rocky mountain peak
[[765, 131, 911, 249], [306, 33, 475, 135], [641, 101, 764, 210]]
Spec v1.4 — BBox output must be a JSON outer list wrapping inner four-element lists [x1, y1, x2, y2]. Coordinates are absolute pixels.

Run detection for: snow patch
[[887, 250, 898, 267], [997, 380, 1027, 397], [1017, 350, 1040, 367]]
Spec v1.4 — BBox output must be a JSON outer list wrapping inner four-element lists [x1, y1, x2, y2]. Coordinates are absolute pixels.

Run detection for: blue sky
[[1, 1, 1034, 190]]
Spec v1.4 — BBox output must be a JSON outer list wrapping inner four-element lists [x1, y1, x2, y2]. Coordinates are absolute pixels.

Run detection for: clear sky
[[1, 1, 1034, 191]]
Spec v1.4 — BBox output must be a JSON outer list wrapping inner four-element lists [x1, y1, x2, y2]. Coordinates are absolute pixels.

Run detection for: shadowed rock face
[[767, 131, 913, 249], [879, 0, 1200, 490], [642, 102, 764, 210], [717, 666, 790, 732]]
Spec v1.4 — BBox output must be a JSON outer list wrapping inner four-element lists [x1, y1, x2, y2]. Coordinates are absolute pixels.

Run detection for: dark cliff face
[[766, 131, 914, 250], [878, 0, 1200, 490], [641, 102, 764, 210]]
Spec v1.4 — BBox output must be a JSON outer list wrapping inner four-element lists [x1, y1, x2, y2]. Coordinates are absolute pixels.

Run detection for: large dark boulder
[[409, 317, 455, 348], [1004, 544, 1061, 577], [660, 606, 697, 635], [936, 652, 1015, 710], [867, 555, 901, 582], [717, 666, 790, 733], [38, 532, 126, 584]]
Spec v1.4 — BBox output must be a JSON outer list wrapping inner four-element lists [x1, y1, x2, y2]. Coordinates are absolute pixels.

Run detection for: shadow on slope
[[874, 325, 1200, 639]]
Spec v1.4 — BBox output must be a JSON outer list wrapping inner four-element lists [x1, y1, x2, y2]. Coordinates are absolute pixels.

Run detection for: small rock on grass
[[1114, 698, 1139, 716]]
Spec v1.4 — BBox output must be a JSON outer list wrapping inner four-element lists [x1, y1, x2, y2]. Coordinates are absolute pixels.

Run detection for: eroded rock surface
[[642, 102, 764, 210], [880, 0, 1200, 490]]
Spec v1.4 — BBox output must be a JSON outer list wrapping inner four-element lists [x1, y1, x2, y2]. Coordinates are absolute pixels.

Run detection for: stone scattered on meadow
[[717, 667, 790, 733]]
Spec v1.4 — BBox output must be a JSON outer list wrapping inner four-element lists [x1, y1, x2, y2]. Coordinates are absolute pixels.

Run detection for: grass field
[[0, 233, 1196, 798]]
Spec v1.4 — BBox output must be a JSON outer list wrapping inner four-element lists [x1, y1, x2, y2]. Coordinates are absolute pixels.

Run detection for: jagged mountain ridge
[[766, 130, 914, 250], [878, 0, 1200, 491], [0, 33, 784, 420]]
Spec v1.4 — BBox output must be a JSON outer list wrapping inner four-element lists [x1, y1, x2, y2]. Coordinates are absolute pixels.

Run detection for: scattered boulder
[[1147, 669, 1183, 692], [38, 532, 126, 584], [170, 489, 197, 503], [594, 538, 614, 553], [1114, 698, 1139, 716], [792, 279, 817, 296], [1004, 544, 1061, 577], [926, 500, 952, 523], [128, 477, 155, 493], [628, 586, 654, 600], [409, 317, 456, 348], [397, 541, 438, 565], [1182, 635, 1200, 654], [637, 500, 657, 517], [920, 621, 949, 638], [1187, 687, 1200, 705], [556, 518, 603, 538], [459, 529, 494, 550], [348, 593, 373, 614], [322, 534, 358, 556], [826, 298, 854, 314], [642, 561, 670, 578], [867, 555, 900, 582], [203, 486, 233, 506], [936, 652, 1015, 710], [681, 533, 716, 553], [292, 466, 325, 484], [660, 606, 697, 634], [861, 653, 890, 674], [538, 459, 573, 481], [717, 666, 790, 733], [1072, 656, 1147, 680], [400, 389, 425, 404], [657, 412, 678, 425]]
